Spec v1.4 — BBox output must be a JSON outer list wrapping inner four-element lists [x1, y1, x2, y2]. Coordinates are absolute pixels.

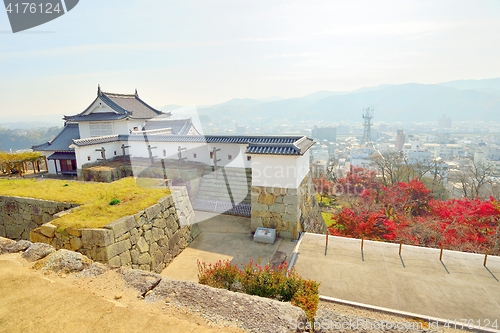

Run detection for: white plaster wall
[[75, 136, 260, 171], [114, 120, 144, 134], [47, 155, 58, 174], [113, 120, 129, 135], [74, 141, 124, 168], [133, 140, 251, 168], [250, 151, 309, 189], [78, 123, 91, 139]]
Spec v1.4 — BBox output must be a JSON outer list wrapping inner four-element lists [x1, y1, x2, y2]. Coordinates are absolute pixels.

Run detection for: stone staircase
[[193, 167, 252, 216]]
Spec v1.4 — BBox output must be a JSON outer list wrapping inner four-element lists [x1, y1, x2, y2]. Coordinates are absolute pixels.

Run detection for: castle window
[[87, 156, 91, 161], [89, 122, 113, 137], [163, 150, 167, 157], [193, 153, 197, 158], [247, 156, 251, 161], [228, 155, 232, 160]]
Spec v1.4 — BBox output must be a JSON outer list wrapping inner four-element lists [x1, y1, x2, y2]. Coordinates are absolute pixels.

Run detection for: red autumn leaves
[[316, 167, 500, 255]]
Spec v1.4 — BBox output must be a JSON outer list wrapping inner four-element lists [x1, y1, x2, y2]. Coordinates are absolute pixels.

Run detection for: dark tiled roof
[[64, 88, 170, 122], [103, 92, 164, 119], [71, 133, 315, 156], [143, 117, 195, 134], [32, 123, 80, 152], [63, 113, 128, 122], [246, 144, 300, 155], [47, 152, 76, 160], [246, 136, 315, 155], [72, 134, 120, 147]]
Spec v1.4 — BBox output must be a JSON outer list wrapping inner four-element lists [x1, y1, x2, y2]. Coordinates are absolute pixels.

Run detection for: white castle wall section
[[251, 150, 310, 189], [75, 141, 125, 168], [75, 140, 252, 173]]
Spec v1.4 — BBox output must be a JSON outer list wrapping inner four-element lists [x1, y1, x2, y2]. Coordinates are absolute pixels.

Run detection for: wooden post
[[324, 232, 329, 256], [439, 245, 443, 261], [399, 240, 402, 256], [361, 237, 364, 250], [484, 251, 488, 267]]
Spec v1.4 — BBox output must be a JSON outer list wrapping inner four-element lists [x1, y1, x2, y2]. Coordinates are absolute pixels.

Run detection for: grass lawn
[[0, 177, 169, 230]]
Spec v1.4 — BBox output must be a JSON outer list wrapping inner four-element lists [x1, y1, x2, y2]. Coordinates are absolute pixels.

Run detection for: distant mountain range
[[163, 78, 500, 123], [0, 114, 63, 130]]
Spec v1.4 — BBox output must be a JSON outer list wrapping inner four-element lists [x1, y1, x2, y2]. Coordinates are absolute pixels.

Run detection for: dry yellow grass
[[0, 177, 170, 230]]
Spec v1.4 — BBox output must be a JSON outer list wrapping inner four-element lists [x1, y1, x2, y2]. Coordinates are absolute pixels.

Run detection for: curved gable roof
[[64, 86, 171, 122]]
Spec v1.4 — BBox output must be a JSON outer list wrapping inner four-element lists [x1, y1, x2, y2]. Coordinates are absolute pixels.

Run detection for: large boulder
[[34, 249, 93, 273], [0, 237, 16, 254], [145, 278, 308, 333], [118, 267, 162, 296], [4, 240, 32, 253], [75, 262, 109, 278], [22, 243, 55, 262]]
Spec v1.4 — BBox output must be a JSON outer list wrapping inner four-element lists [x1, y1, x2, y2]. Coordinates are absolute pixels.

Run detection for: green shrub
[[197, 259, 320, 322]]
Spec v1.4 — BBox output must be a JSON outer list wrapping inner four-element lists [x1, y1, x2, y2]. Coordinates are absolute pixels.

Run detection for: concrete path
[[294, 233, 500, 323], [161, 211, 296, 282]]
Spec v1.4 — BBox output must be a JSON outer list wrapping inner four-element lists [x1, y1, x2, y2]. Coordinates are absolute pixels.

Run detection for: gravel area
[[313, 302, 470, 333], [145, 278, 308, 333]]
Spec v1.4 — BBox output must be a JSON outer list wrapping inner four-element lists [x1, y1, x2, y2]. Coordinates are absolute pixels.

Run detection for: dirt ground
[[0, 253, 244, 333]]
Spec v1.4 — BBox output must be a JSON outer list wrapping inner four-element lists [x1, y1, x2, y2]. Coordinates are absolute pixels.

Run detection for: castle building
[[33, 86, 324, 239]]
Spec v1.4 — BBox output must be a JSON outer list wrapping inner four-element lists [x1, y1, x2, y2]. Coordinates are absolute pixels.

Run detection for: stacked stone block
[[0, 196, 77, 241], [29, 186, 199, 273], [251, 172, 326, 239]]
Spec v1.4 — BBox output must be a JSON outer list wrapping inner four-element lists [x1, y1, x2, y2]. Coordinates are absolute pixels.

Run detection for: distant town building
[[474, 146, 500, 162], [395, 130, 405, 151], [312, 125, 337, 142], [423, 143, 466, 160], [350, 147, 375, 169], [235, 125, 248, 135], [438, 114, 452, 129]]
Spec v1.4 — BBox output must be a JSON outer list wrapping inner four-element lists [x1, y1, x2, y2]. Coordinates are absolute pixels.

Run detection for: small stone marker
[[253, 227, 276, 244]]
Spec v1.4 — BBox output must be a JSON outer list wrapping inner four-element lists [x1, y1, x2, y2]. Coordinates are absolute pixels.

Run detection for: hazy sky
[[1, 0, 500, 118]]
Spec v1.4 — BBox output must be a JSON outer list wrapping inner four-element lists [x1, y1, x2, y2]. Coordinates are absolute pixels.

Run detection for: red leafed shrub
[[197, 259, 242, 290], [197, 259, 320, 322]]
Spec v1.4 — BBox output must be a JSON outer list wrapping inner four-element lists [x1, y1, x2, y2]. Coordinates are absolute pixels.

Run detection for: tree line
[[0, 151, 46, 176], [0, 126, 61, 151]]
